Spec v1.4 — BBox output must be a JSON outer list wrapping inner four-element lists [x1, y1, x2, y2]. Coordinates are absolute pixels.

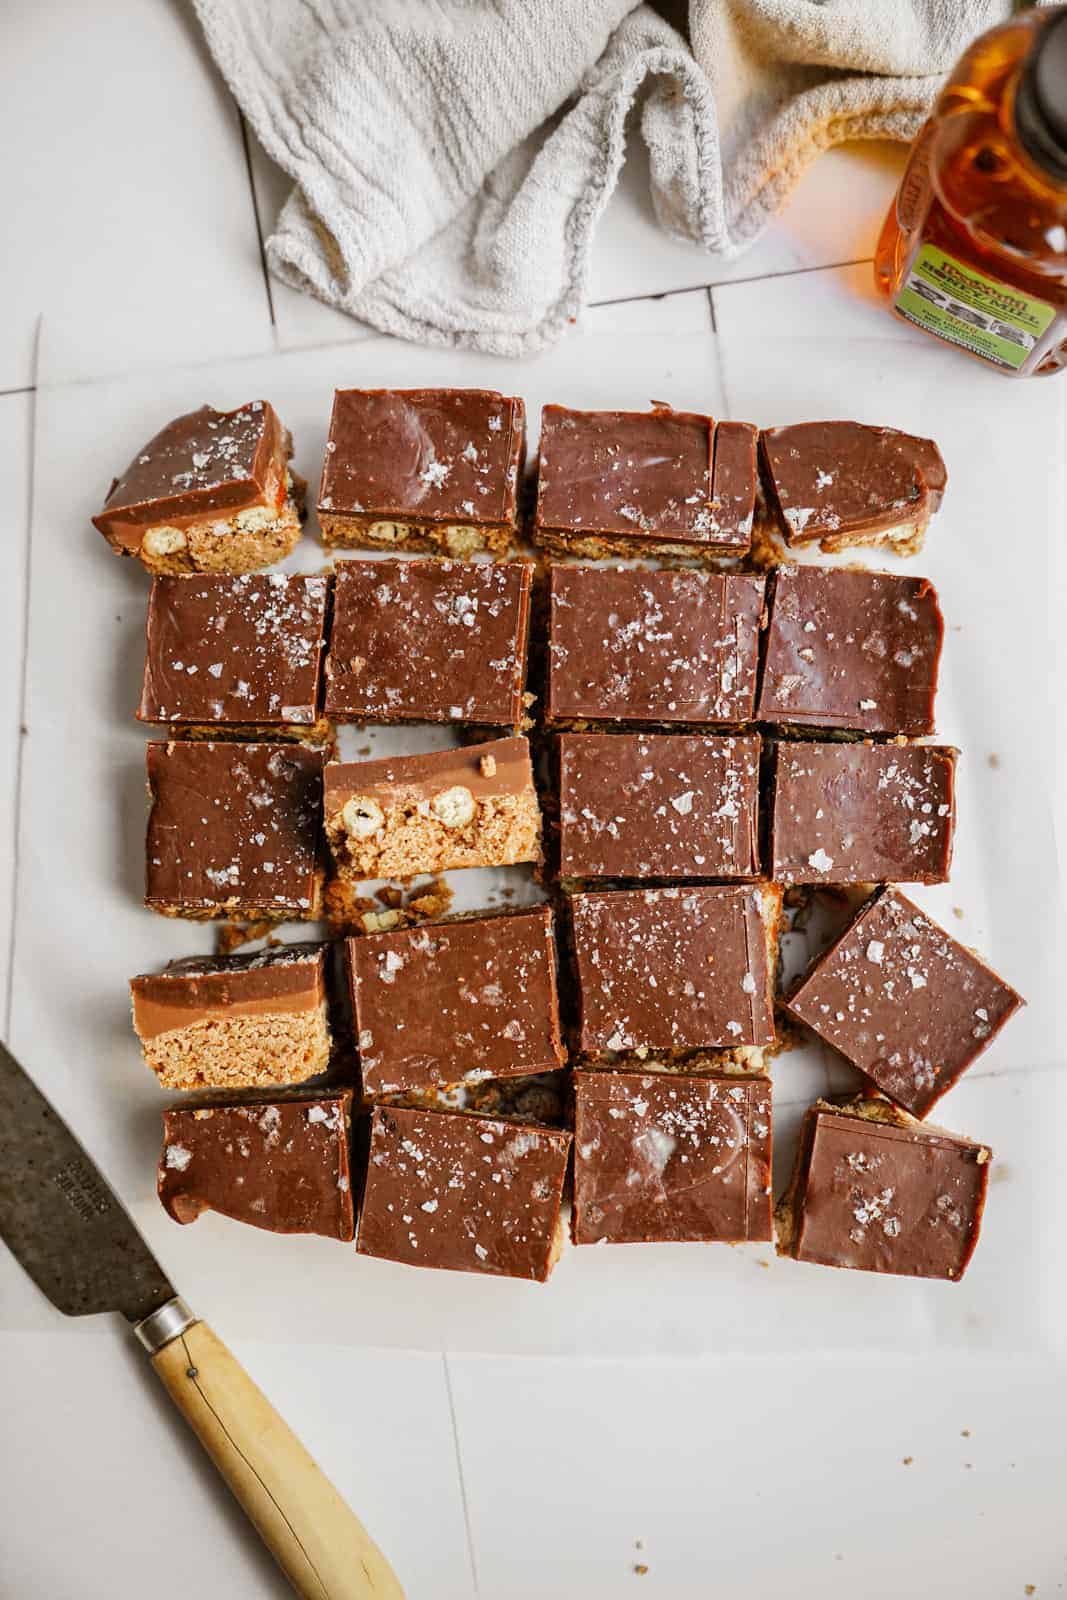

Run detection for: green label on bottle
[[894, 243, 1056, 371]]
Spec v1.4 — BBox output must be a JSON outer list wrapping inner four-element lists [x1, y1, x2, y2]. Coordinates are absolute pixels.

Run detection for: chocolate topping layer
[[357, 1105, 572, 1280], [570, 885, 778, 1055], [159, 1093, 354, 1240], [319, 388, 524, 525], [572, 1070, 772, 1244], [94, 402, 289, 552], [325, 736, 533, 814], [781, 1100, 989, 1279], [557, 732, 761, 880], [145, 741, 324, 917], [769, 742, 956, 885], [534, 405, 727, 545], [758, 566, 943, 736], [131, 943, 326, 1041], [760, 421, 947, 547], [325, 558, 532, 725], [786, 888, 1023, 1118], [546, 566, 765, 726], [139, 573, 328, 729], [709, 421, 758, 543], [348, 908, 564, 1097]]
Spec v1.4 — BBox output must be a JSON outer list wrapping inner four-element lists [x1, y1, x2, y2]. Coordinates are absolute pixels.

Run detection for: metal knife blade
[[0, 1040, 175, 1324]]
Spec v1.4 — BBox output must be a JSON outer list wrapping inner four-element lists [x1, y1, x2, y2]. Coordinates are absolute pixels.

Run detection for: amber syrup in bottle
[[876, 6, 1067, 377]]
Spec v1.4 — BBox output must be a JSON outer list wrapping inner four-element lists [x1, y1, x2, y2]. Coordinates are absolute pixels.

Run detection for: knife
[[0, 1040, 404, 1600]]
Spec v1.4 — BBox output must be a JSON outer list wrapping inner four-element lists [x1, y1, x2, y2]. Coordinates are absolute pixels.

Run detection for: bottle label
[[894, 242, 1056, 370]]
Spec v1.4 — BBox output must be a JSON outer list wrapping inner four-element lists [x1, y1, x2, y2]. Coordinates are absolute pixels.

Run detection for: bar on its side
[[131, 944, 331, 1091], [323, 737, 540, 884], [93, 402, 304, 575]]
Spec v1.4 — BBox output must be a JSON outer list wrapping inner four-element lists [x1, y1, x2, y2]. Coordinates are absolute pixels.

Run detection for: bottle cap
[[1015, 8, 1067, 183]]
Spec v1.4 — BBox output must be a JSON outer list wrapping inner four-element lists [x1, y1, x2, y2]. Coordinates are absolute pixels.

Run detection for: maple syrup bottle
[[876, 6, 1067, 376]]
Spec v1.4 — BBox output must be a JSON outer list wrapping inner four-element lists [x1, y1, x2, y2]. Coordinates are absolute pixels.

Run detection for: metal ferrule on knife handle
[[133, 1295, 197, 1354]]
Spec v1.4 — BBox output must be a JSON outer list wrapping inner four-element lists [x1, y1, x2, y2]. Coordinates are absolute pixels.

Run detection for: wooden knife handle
[[149, 1319, 404, 1600]]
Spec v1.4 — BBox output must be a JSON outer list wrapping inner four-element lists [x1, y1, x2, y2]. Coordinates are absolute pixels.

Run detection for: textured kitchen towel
[[195, 0, 1042, 356]]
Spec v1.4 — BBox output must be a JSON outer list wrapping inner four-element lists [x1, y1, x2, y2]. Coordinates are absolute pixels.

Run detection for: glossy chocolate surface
[[786, 1103, 989, 1279], [131, 944, 326, 1040], [139, 573, 328, 728], [324, 558, 532, 724], [572, 1071, 772, 1244], [318, 388, 524, 525], [570, 885, 777, 1055], [145, 741, 323, 915], [769, 742, 956, 885], [546, 566, 765, 726], [159, 1093, 354, 1240], [786, 888, 1024, 1118], [758, 566, 943, 735], [95, 402, 288, 550], [760, 421, 947, 545], [534, 405, 728, 545], [357, 1105, 571, 1280], [348, 908, 564, 1097], [557, 732, 760, 880]]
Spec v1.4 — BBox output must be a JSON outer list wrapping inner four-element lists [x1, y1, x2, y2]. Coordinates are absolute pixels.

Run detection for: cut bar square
[[93, 402, 303, 575], [758, 566, 943, 736], [145, 741, 324, 920], [759, 421, 946, 555], [347, 907, 564, 1098], [768, 741, 956, 885], [545, 566, 765, 728], [785, 887, 1024, 1118], [130, 943, 331, 1092], [709, 421, 759, 546], [323, 736, 540, 883], [138, 573, 329, 739], [569, 884, 779, 1062], [557, 732, 760, 882], [775, 1097, 990, 1280], [318, 388, 525, 556], [324, 557, 532, 728], [572, 1070, 772, 1244], [533, 405, 751, 561], [159, 1092, 355, 1240], [356, 1105, 572, 1280]]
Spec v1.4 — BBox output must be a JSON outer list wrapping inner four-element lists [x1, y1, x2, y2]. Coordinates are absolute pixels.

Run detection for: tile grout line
[[590, 256, 874, 310], [442, 1353, 480, 1596], [3, 323, 40, 1039], [237, 109, 278, 337]]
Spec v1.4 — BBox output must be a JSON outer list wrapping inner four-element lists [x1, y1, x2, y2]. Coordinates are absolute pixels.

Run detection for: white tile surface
[[0, 1328, 472, 1600], [449, 1348, 1067, 1599], [0, 392, 31, 1031], [0, 2, 272, 388]]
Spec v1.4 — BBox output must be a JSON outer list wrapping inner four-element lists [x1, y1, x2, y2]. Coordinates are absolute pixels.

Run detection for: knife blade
[[0, 1040, 403, 1599], [0, 1039, 174, 1323]]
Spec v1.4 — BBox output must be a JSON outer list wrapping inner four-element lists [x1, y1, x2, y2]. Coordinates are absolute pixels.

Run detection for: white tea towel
[[194, 0, 1043, 356]]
